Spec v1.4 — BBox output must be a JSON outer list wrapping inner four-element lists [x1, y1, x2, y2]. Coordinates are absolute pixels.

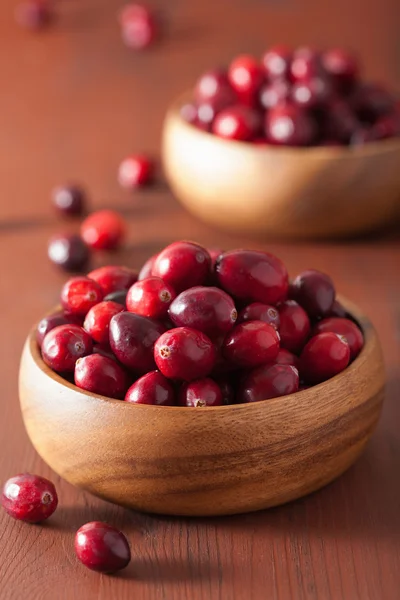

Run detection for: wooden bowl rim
[[29, 296, 376, 412], [167, 91, 400, 160]]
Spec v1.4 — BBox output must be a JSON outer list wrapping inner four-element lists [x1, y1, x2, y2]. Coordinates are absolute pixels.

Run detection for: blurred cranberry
[[350, 127, 378, 146], [15, 0, 51, 30], [228, 55, 264, 105], [119, 4, 158, 50], [322, 99, 359, 143], [180, 103, 198, 125], [52, 185, 86, 217], [259, 80, 291, 110], [118, 154, 154, 189], [322, 48, 359, 91], [290, 47, 323, 82], [196, 102, 218, 131], [291, 76, 333, 109], [81, 210, 125, 251], [213, 106, 261, 141], [194, 70, 237, 110], [262, 46, 292, 80], [48, 234, 90, 273], [265, 103, 316, 146], [351, 83, 396, 121]]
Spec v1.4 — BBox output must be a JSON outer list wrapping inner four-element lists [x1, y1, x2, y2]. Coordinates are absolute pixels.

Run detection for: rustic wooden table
[[1, 0, 399, 598]]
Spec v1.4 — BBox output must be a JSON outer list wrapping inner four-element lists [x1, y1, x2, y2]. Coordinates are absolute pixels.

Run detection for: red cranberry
[[109, 312, 165, 372], [93, 344, 118, 362], [278, 300, 311, 353], [154, 327, 216, 381], [37, 312, 70, 346], [259, 80, 291, 110], [351, 83, 396, 121], [291, 76, 333, 109], [180, 102, 198, 125], [75, 521, 131, 573], [81, 210, 126, 251], [265, 104, 317, 146], [119, 4, 158, 50], [169, 286, 237, 338], [15, 0, 51, 30], [290, 47, 323, 81], [75, 354, 127, 399], [2, 474, 58, 523], [300, 332, 350, 384], [180, 378, 223, 407], [61, 276, 104, 316], [274, 348, 299, 369], [291, 269, 335, 318], [52, 184, 86, 217], [223, 321, 280, 368], [118, 154, 154, 189], [138, 254, 157, 280], [322, 99, 359, 142], [228, 55, 264, 105], [152, 241, 211, 293], [127, 277, 176, 320], [216, 249, 289, 305], [212, 105, 261, 141], [213, 374, 235, 404], [125, 371, 175, 405], [42, 324, 93, 372], [88, 265, 137, 296], [237, 302, 280, 329], [312, 317, 363, 360], [322, 49, 359, 90], [83, 301, 124, 345], [195, 102, 217, 131], [329, 300, 348, 318], [238, 364, 299, 403], [48, 234, 90, 273], [261, 45, 292, 80], [194, 70, 237, 109], [103, 290, 128, 307]]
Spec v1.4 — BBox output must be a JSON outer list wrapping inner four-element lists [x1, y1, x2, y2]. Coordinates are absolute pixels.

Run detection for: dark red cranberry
[[213, 374, 235, 405], [259, 80, 291, 110], [322, 49, 359, 90], [370, 115, 400, 140], [216, 249, 289, 305], [180, 378, 223, 407], [118, 154, 154, 189], [119, 4, 158, 50], [194, 70, 237, 109], [42, 324, 93, 372], [103, 290, 128, 307], [75, 354, 127, 399], [312, 317, 363, 360], [52, 184, 86, 216], [212, 105, 261, 141], [321, 99, 359, 143], [238, 364, 299, 403], [261, 45, 292, 80], [169, 286, 237, 338], [37, 312, 70, 346], [2, 474, 58, 523], [300, 332, 350, 384], [15, 0, 51, 30], [92, 344, 118, 362], [88, 265, 137, 296], [125, 371, 175, 405], [274, 348, 299, 369], [237, 302, 280, 329], [329, 300, 348, 318], [154, 327, 216, 381], [75, 521, 131, 573], [48, 234, 90, 273], [152, 241, 211, 293], [127, 277, 176, 319], [109, 312, 165, 372], [83, 301, 124, 345], [81, 210, 126, 251], [228, 55, 264, 105], [350, 127, 377, 146], [291, 76, 333, 109], [291, 269, 335, 318], [195, 102, 217, 131], [223, 321, 280, 368], [351, 83, 396, 121], [180, 102, 198, 125], [290, 47, 323, 81], [278, 300, 311, 353], [265, 104, 317, 146], [138, 254, 157, 280], [61, 276, 104, 316]]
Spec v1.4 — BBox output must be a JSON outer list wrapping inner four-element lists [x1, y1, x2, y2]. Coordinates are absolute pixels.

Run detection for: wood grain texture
[[0, 0, 400, 598]]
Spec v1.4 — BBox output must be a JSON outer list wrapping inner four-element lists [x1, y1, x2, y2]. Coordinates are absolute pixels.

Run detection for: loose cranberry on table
[[237, 302, 280, 330], [278, 300, 311, 353], [81, 210, 126, 251], [75, 522, 131, 573], [125, 370, 175, 405], [152, 241, 211, 293], [261, 45, 292, 80], [119, 3, 158, 50], [138, 253, 157, 280], [223, 321, 280, 368], [61, 276, 104, 317], [2, 474, 58, 523], [300, 332, 350, 384], [15, 0, 51, 30], [227, 55, 264, 105], [118, 154, 154, 189], [265, 104, 317, 146], [212, 105, 261, 141], [238, 364, 299, 403], [88, 265, 138, 296], [52, 184, 86, 217], [313, 317, 364, 360], [127, 277, 176, 320], [83, 301, 124, 345], [290, 269, 335, 318], [42, 324, 93, 372], [180, 378, 223, 407], [48, 234, 90, 273], [75, 354, 128, 399], [37, 312, 70, 346]]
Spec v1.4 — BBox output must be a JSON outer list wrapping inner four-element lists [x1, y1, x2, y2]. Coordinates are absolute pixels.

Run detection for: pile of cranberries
[[38, 240, 364, 406], [182, 46, 400, 146]]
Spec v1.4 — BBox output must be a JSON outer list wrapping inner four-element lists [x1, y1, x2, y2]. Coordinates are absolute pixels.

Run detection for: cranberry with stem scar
[[237, 302, 280, 329], [312, 317, 364, 360], [127, 277, 176, 320], [125, 371, 175, 405], [75, 521, 131, 573], [61, 276, 104, 317], [180, 378, 223, 407], [2, 474, 58, 523], [42, 324, 93, 372], [152, 241, 211, 293], [223, 320, 280, 368]]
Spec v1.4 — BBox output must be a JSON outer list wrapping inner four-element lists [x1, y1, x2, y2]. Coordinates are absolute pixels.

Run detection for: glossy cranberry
[[228, 55, 264, 104], [322, 49, 359, 90], [61, 276, 104, 316], [88, 265, 138, 296], [138, 253, 157, 280], [125, 371, 175, 405], [119, 4, 158, 50], [15, 0, 51, 30], [322, 99, 359, 143], [223, 321, 280, 368], [180, 378, 223, 407], [180, 102, 198, 125], [118, 154, 154, 189], [300, 332, 350, 384], [274, 348, 299, 369], [109, 312, 165, 372], [194, 70, 237, 110], [169, 286, 237, 338], [75, 522, 131, 573], [152, 241, 211, 293], [42, 324, 92, 372], [52, 184, 86, 216], [127, 277, 176, 319], [75, 354, 127, 399], [259, 80, 291, 110], [2, 474, 58, 523], [238, 364, 299, 403], [312, 317, 363, 360], [290, 47, 323, 81], [265, 104, 317, 146], [37, 312, 70, 346], [81, 210, 126, 251], [154, 327, 216, 381], [351, 83, 396, 121], [237, 302, 280, 329], [216, 249, 289, 305], [329, 300, 347, 318], [278, 300, 311, 353], [291, 76, 333, 109], [291, 269, 335, 318], [83, 301, 124, 345], [212, 105, 261, 141], [261, 45, 292, 80], [48, 234, 90, 273]]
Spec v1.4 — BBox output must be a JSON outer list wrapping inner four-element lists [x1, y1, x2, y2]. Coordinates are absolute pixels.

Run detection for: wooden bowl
[[162, 94, 400, 239], [19, 298, 385, 517]]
